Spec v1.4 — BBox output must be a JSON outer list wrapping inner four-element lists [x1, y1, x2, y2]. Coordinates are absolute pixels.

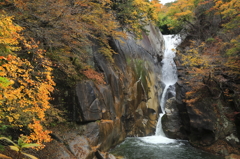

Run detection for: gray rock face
[[76, 81, 104, 121], [38, 23, 165, 159], [74, 23, 164, 137]]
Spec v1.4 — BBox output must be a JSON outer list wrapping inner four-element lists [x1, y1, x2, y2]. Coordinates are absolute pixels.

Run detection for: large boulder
[[162, 97, 187, 139]]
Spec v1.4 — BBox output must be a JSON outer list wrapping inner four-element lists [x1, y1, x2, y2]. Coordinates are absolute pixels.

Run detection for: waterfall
[[155, 35, 181, 136], [155, 85, 169, 136], [138, 35, 181, 144]]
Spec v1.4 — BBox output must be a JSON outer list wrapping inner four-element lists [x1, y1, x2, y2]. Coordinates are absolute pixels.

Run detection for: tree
[[167, 0, 196, 29], [3, 0, 126, 62], [0, 11, 55, 147], [173, 0, 240, 111], [0, 11, 23, 55], [111, 0, 159, 38]]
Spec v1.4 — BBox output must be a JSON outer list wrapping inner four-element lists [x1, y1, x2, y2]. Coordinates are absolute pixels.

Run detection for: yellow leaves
[[151, 0, 162, 13], [175, 10, 192, 17], [215, 0, 239, 17], [27, 120, 52, 149], [132, 0, 159, 22], [0, 12, 23, 53], [112, 0, 158, 39], [0, 51, 55, 147], [212, 0, 240, 31], [166, 0, 196, 29]]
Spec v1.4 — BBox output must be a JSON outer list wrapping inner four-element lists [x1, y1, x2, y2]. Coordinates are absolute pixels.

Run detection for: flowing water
[[110, 35, 224, 159], [156, 35, 180, 136]]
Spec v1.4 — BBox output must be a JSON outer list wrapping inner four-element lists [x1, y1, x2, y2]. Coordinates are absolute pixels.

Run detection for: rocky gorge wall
[[162, 38, 240, 157], [36, 24, 165, 159]]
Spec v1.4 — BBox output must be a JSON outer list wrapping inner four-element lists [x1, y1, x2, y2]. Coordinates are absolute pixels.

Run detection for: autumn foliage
[[0, 52, 55, 145], [0, 12, 23, 54], [82, 68, 106, 85], [3, 0, 160, 62], [0, 11, 55, 148], [165, 0, 240, 110], [111, 0, 160, 38], [0, 0, 164, 150]]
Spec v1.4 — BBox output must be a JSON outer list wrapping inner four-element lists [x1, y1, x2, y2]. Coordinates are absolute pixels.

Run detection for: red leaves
[[82, 68, 106, 85]]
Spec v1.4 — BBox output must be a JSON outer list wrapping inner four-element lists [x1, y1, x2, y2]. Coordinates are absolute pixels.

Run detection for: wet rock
[[145, 108, 158, 135], [85, 119, 126, 152], [162, 97, 186, 139], [85, 122, 100, 147], [95, 151, 116, 159], [35, 140, 73, 159], [98, 119, 126, 151], [225, 134, 239, 146], [36, 127, 94, 159], [67, 136, 94, 159], [234, 114, 240, 140], [98, 85, 116, 120]]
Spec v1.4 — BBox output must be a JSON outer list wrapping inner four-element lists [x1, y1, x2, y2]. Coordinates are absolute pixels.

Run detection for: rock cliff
[[36, 24, 165, 159]]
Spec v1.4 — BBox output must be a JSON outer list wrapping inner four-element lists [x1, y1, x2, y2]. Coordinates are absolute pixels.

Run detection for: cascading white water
[[140, 35, 181, 144], [155, 35, 181, 137]]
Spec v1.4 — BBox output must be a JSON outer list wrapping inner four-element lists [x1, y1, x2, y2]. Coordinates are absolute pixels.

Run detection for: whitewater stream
[[110, 35, 223, 159]]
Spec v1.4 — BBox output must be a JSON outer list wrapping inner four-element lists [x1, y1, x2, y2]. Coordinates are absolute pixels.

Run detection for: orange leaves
[[82, 68, 106, 85], [175, 10, 192, 17], [210, 0, 240, 31], [169, 0, 239, 110], [180, 40, 210, 69], [0, 50, 55, 147], [0, 12, 23, 53], [168, 0, 195, 18], [151, 0, 163, 13], [27, 120, 52, 148]]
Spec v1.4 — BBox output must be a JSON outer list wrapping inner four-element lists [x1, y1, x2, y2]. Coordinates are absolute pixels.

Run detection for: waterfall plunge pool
[[109, 137, 224, 159]]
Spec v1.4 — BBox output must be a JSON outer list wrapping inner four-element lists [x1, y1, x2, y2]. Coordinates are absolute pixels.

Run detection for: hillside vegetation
[[0, 0, 161, 149], [159, 0, 239, 118], [0, 0, 239, 157]]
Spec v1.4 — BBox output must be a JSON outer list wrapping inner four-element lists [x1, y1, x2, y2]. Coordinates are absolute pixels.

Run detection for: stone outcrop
[[162, 97, 186, 139], [36, 24, 164, 159]]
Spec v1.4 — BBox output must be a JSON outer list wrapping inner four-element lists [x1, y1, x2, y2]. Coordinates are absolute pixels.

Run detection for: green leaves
[[0, 77, 11, 88], [111, 0, 158, 38], [0, 137, 16, 146], [0, 136, 40, 159]]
